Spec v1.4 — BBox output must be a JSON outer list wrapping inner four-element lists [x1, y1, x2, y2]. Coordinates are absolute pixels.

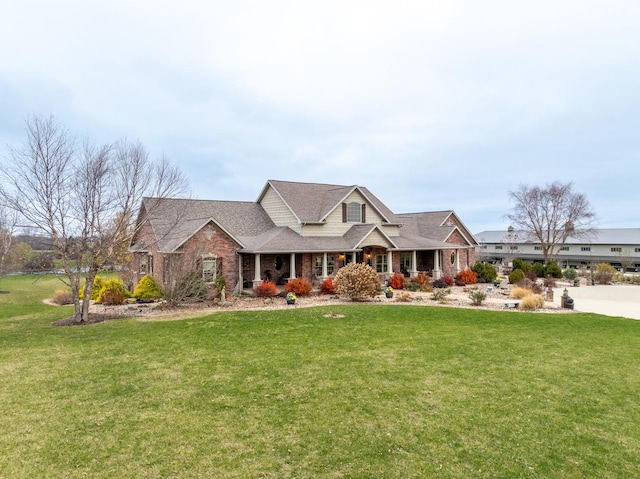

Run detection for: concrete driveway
[[553, 284, 640, 320]]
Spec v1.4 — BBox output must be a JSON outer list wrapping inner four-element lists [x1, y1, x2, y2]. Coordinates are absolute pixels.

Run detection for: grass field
[[1, 274, 639, 478]]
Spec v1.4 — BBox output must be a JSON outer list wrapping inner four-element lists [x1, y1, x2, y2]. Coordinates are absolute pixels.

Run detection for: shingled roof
[[131, 181, 475, 255], [260, 180, 397, 224], [132, 197, 275, 253]]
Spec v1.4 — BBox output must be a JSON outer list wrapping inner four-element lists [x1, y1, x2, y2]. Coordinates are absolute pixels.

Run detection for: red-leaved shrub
[[284, 277, 313, 296], [456, 269, 477, 285], [388, 272, 405, 289], [442, 275, 455, 287], [415, 272, 429, 285], [320, 278, 334, 294], [255, 280, 277, 297]]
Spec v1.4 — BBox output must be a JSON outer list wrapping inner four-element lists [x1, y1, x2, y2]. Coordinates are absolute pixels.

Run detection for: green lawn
[[1, 274, 639, 478]]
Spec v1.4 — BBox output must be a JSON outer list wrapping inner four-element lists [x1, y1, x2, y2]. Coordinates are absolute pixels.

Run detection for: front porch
[[237, 247, 471, 291]]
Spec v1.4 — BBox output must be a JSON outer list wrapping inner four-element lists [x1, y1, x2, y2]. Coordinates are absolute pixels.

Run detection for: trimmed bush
[[432, 278, 448, 289], [544, 261, 563, 279], [80, 275, 105, 301], [97, 279, 128, 305], [255, 280, 278, 297], [533, 262, 546, 278], [333, 263, 380, 301], [471, 262, 497, 283], [133, 274, 162, 300], [442, 275, 455, 287], [320, 278, 334, 295], [509, 269, 525, 284], [388, 273, 405, 290], [284, 278, 313, 296], [512, 259, 533, 274], [563, 268, 578, 281], [456, 268, 477, 285]]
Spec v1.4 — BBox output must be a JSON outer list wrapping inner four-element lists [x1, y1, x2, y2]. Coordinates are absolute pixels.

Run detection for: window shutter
[[361, 204, 366, 223], [342, 203, 347, 223]]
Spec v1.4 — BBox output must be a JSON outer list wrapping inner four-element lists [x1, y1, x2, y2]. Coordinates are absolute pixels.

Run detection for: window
[[581, 246, 591, 252], [611, 247, 622, 252], [560, 246, 569, 251], [375, 254, 387, 273], [315, 256, 323, 277], [315, 255, 335, 276], [510, 245, 518, 250], [534, 246, 542, 251], [139, 255, 152, 274], [635, 248, 640, 253], [327, 256, 335, 276], [346, 202, 361, 222], [400, 253, 412, 274], [202, 256, 217, 283], [495, 245, 503, 250]]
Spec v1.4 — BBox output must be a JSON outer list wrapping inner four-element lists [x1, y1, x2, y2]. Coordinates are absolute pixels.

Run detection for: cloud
[[1, 1, 639, 232]]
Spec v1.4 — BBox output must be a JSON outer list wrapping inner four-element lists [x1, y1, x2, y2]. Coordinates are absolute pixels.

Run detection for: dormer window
[[342, 202, 367, 223]]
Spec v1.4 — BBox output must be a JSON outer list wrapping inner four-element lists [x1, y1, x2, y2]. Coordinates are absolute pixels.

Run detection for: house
[[130, 180, 478, 293], [475, 227, 640, 272]]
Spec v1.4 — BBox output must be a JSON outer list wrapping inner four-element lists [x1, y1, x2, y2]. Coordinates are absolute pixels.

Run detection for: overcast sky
[[2, 1, 639, 234]]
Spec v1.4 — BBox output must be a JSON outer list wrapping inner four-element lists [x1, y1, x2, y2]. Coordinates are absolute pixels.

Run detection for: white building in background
[[474, 228, 640, 272]]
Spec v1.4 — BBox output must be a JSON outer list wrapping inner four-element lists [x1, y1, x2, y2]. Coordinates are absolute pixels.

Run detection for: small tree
[[0, 115, 188, 323], [333, 263, 380, 301]]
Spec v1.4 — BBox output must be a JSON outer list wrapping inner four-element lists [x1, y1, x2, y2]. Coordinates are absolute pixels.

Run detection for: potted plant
[[286, 292, 297, 305], [384, 286, 394, 298]]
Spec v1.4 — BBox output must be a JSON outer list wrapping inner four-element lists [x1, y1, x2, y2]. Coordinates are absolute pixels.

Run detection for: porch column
[[237, 254, 243, 293], [290, 253, 296, 280], [433, 249, 442, 279], [455, 249, 460, 274], [387, 251, 393, 275], [254, 253, 261, 283], [322, 253, 328, 278], [411, 250, 418, 276]]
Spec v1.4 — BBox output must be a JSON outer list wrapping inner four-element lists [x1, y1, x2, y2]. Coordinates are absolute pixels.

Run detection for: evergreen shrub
[[133, 274, 162, 300]]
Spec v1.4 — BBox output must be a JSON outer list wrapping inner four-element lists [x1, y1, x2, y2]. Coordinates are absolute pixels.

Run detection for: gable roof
[[259, 180, 397, 224], [132, 181, 476, 255], [132, 197, 275, 253], [396, 211, 478, 246]]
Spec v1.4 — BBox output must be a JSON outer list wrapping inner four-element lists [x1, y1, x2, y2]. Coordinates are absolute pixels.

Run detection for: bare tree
[[507, 181, 596, 262], [0, 115, 189, 322], [0, 203, 19, 289]]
